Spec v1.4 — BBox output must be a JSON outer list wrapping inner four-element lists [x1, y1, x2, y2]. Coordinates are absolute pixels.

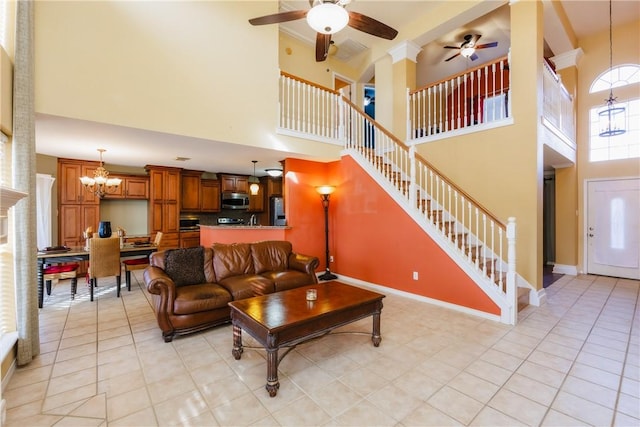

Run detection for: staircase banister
[[409, 55, 509, 95], [280, 71, 340, 95], [341, 97, 410, 152], [414, 152, 507, 229]]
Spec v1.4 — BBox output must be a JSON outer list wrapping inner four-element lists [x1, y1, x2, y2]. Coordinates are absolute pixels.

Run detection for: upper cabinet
[[59, 159, 101, 205], [248, 183, 264, 212], [181, 171, 220, 212], [102, 175, 149, 199], [201, 179, 221, 212], [220, 174, 248, 193], [181, 171, 202, 211]]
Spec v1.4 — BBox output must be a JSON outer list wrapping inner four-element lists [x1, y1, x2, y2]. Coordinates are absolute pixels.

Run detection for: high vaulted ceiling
[[35, 1, 640, 175]]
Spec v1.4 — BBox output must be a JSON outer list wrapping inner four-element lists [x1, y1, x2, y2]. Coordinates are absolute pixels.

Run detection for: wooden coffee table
[[228, 281, 385, 397]]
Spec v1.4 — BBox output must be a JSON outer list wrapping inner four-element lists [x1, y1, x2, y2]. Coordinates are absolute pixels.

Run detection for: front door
[[586, 178, 640, 279]]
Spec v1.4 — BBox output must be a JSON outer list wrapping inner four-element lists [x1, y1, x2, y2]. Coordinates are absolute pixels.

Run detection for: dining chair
[[43, 263, 80, 300], [122, 232, 163, 291], [88, 236, 122, 301]]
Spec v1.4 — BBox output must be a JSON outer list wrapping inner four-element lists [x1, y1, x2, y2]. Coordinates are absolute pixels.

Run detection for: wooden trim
[[280, 71, 340, 95]]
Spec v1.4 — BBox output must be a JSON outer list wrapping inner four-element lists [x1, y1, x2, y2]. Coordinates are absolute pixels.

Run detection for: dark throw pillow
[[164, 246, 206, 287]]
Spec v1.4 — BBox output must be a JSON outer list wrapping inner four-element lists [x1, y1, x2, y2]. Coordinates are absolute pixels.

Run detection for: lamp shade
[[316, 185, 335, 195], [306, 3, 349, 34]]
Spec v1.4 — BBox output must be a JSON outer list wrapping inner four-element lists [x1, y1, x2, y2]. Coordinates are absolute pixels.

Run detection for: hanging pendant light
[[598, 0, 626, 137], [249, 160, 260, 195]]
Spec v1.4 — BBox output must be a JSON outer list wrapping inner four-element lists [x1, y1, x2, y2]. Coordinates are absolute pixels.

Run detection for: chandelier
[[598, 0, 626, 137], [79, 149, 122, 198]]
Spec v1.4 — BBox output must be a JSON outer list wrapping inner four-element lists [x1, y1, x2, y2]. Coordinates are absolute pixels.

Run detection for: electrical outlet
[[412, 271, 419, 280], [329, 255, 334, 262]]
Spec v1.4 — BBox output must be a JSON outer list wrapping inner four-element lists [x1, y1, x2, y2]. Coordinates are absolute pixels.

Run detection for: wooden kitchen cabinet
[[201, 179, 221, 212], [248, 183, 264, 212], [59, 160, 101, 205], [179, 231, 201, 248], [58, 159, 101, 273], [220, 174, 249, 193], [147, 166, 181, 250], [181, 171, 202, 211], [102, 175, 149, 199], [265, 177, 283, 197]]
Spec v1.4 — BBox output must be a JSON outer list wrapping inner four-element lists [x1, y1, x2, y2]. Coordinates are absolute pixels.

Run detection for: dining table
[[36, 244, 158, 308]]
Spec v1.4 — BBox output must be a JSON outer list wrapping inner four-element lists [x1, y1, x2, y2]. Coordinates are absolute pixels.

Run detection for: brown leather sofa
[[143, 240, 319, 342]]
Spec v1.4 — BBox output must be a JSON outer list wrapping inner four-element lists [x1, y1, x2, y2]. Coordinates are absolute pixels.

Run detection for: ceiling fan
[[249, 0, 398, 62], [444, 34, 498, 62]]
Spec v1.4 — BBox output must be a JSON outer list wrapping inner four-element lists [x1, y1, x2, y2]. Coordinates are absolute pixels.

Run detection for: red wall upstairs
[[283, 155, 500, 317]]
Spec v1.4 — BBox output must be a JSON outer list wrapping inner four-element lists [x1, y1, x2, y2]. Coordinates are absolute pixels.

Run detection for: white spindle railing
[[408, 57, 511, 140], [542, 60, 575, 141], [280, 72, 342, 141], [278, 71, 518, 324]]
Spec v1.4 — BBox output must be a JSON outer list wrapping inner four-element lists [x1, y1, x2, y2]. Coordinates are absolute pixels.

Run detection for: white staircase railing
[[278, 71, 518, 324]]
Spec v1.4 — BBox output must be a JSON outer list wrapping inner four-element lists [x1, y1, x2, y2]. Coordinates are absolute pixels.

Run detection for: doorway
[[586, 178, 640, 279]]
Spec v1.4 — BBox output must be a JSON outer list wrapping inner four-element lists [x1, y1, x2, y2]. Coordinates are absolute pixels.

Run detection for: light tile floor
[[4, 272, 639, 426]]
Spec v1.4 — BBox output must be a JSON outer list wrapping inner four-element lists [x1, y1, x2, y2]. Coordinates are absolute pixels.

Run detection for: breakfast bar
[[199, 224, 291, 246]]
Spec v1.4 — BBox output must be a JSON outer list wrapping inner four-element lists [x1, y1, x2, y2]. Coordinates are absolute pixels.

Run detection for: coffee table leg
[[266, 348, 280, 397], [232, 324, 243, 360], [372, 311, 382, 347]]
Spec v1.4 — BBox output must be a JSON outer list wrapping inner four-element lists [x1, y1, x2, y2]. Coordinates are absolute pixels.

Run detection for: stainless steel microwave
[[221, 192, 250, 210]]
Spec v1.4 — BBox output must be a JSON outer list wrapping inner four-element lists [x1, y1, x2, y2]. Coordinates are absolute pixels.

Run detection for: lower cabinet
[[179, 231, 200, 248]]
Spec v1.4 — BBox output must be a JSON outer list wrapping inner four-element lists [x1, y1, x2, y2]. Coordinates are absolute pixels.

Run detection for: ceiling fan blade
[[347, 11, 398, 40], [445, 52, 460, 62], [444, 46, 460, 49], [248, 10, 307, 26], [316, 33, 331, 62], [475, 41, 498, 49], [470, 52, 479, 61]]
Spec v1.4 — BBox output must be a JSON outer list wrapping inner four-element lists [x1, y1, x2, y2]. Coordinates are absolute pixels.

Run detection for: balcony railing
[[409, 56, 511, 141], [542, 59, 575, 141]]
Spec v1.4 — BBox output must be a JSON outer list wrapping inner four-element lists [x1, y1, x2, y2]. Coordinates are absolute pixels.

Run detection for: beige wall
[[575, 18, 640, 273], [35, 1, 279, 151]]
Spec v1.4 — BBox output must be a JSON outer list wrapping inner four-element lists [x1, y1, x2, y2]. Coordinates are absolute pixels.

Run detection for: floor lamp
[[316, 185, 337, 281]]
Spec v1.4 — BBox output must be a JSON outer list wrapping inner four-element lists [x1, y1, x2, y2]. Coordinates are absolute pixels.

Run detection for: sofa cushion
[[261, 270, 316, 292], [164, 247, 207, 286], [173, 283, 232, 315], [212, 243, 254, 282], [218, 274, 275, 300], [251, 240, 291, 274]]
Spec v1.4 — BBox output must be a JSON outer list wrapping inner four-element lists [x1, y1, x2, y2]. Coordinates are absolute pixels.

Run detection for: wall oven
[[179, 216, 200, 231]]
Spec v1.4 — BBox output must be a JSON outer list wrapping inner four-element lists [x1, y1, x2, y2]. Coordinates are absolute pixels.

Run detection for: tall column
[[13, 0, 40, 366], [388, 41, 422, 141]]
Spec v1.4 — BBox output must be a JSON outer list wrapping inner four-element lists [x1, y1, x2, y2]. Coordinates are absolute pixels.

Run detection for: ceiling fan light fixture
[[306, 3, 349, 35], [460, 46, 475, 58], [265, 168, 283, 177]]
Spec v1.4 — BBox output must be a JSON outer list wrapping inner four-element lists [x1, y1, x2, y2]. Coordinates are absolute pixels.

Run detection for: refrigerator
[[270, 196, 286, 226]]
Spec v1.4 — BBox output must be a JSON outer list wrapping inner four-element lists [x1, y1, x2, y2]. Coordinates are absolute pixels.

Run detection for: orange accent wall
[[283, 155, 500, 316]]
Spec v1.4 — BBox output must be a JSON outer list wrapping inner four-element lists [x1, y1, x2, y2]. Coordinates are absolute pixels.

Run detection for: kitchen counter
[[200, 224, 291, 245]]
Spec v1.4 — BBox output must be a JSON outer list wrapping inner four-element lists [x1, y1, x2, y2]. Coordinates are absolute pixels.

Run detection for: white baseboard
[[552, 264, 578, 275], [332, 274, 503, 323]]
